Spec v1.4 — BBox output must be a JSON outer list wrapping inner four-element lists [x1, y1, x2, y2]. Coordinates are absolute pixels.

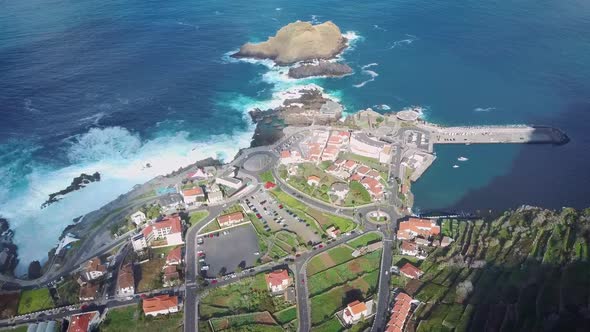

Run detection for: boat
[[452, 165, 460, 168], [457, 157, 468, 162]]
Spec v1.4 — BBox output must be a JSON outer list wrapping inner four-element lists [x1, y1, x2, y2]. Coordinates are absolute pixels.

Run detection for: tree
[[455, 280, 473, 303]]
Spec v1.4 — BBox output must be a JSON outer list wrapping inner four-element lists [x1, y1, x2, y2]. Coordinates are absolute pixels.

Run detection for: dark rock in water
[[28, 260, 42, 279], [288, 62, 353, 79], [0, 217, 18, 275], [41, 172, 101, 209], [0, 218, 8, 233]]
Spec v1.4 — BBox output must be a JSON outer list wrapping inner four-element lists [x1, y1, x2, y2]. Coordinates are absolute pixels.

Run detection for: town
[[0, 107, 568, 332]]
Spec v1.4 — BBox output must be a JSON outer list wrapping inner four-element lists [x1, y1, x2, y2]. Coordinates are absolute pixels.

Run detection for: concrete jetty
[[425, 125, 569, 145]]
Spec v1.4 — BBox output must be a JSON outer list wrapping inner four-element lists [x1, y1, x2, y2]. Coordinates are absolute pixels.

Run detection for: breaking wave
[[354, 63, 379, 88], [474, 107, 496, 112], [390, 34, 418, 49]]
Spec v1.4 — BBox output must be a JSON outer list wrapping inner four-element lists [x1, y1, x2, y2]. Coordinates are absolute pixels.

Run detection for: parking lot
[[196, 223, 260, 278], [244, 190, 321, 244]]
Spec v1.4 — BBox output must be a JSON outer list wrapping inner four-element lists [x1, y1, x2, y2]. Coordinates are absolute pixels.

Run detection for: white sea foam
[[390, 34, 418, 49], [275, 7, 282, 11], [310, 15, 321, 24], [373, 24, 387, 31], [473, 107, 496, 112], [354, 63, 379, 88], [373, 104, 391, 111]]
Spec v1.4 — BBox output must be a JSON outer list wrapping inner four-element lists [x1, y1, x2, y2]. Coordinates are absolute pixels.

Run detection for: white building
[[206, 184, 224, 204], [265, 270, 291, 293], [350, 132, 392, 163], [216, 177, 243, 189], [181, 187, 205, 206], [342, 300, 372, 325], [131, 233, 148, 252], [130, 210, 147, 226]]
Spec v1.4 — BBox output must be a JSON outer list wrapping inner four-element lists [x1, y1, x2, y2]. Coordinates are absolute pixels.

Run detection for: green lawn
[[348, 233, 382, 249], [0, 326, 28, 332], [344, 181, 372, 206], [340, 152, 388, 172], [270, 189, 307, 211], [312, 317, 343, 332], [199, 220, 220, 234], [101, 305, 184, 331], [189, 211, 209, 226], [209, 311, 279, 330], [307, 245, 354, 276], [274, 306, 297, 324], [17, 288, 54, 315], [260, 170, 275, 183], [305, 209, 355, 232]]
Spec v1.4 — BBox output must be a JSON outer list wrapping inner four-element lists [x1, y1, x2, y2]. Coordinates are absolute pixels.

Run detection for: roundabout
[[366, 210, 391, 224]]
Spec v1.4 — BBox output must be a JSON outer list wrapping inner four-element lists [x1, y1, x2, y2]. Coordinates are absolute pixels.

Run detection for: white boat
[[457, 157, 468, 161], [452, 165, 460, 168]]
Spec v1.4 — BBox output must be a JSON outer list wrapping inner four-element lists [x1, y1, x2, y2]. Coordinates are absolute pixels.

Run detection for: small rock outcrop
[[288, 61, 353, 79], [233, 21, 347, 65], [41, 172, 101, 209]]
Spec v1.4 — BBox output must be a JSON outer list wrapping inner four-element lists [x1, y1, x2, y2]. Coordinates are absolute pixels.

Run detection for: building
[[140, 215, 184, 248], [414, 237, 431, 247], [166, 247, 182, 266], [181, 187, 205, 206], [117, 263, 135, 296], [307, 175, 321, 186], [440, 236, 454, 247], [342, 160, 358, 172], [330, 182, 349, 200], [216, 177, 243, 190], [385, 293, 413, 332], [26, 321, 57, 332], [397, 218, 440, 240], [265, 269, 291, 293], [131, 233, 148, 252], [400, 241, 418, 256], [400, 263, 423, 279], [130, 211, 147, 226], [360, 177, 384, 199], [162, 265, 180, 287], [326, 226, 341, 239], [157, 193, 184, 211], [187, 168, 208, 180], [280, 150, 302, 164], [342, 300, 370, 325], [206, 184, 224, 204], [78, 283, 99, 302], [83, 257, 106, 281], [350, 132, 392, 162], [142, 295, 180, 317], [67, 311, 100, 332], [217, 211, 244, 228]]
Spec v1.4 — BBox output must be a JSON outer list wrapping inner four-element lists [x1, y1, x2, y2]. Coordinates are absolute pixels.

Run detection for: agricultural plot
[[348, 232, 382, 249], [101, 305, 183, 332], [306, 245, 354, 276], [17, 288, 54, 315]]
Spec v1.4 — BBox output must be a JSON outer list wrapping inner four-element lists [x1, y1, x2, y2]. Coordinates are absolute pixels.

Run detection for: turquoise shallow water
[[1, 0, 589, 271]]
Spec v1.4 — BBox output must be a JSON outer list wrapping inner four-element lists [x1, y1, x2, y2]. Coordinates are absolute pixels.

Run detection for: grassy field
[[344, 181, 372, 206], [199, 273, 291, 320], [0, 326, 28, 332], [260, 170, 275, 183], [312, 317, 343, 332], [305, 209, 355, 232], [340, 152, 387, 172], [199, 220, 221, 234], [306, 245, 354, 276], [348, 233, 382, 249], [209, 311, 279, 331], [137, 256, 166, 292], [273, 306, 297, 324], [101, 305, 184, 331], [17, 288, 54, 315], [190, 211, 209, 226]]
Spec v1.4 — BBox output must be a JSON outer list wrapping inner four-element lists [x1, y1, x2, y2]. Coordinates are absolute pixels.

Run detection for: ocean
[[1, 0, 589, 274]]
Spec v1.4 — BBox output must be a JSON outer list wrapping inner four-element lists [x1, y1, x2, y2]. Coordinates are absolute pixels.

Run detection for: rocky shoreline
[[0, 218, 18, 276]]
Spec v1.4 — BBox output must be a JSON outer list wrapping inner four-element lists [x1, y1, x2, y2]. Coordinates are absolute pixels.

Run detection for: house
[[141, 215, 184, 248], [142, 295, 179, 317], [400, 263, 423, 279], [326, 226, 341, 239], [397, 218, 440, 240], [181, 187, 205, 206], [280, 150, 302, 164], [216, 177, 243, 189], [307, 175, 321, 186], [414, 237, 431, 247], [162, 265, 180, 287], [83, 257, 106, 281], [131, 233, 148, 252], [287, 164, 299, 177], [360, 177, 384, 199], [217, 211, 244, 228], [385, 293, 413, 332], [342, 300, 370, 325], [78, 283, 99, 302], [116, 263, 135, 296], [157, 193, 184, 211], [265, 269, 291, 293], [342, 160, 358, 172], [130, 211, 147, 226], [206, 184, 224, 204], [321, 145, 339, 161], [330, 182, 349, 200], [165, 247, 182, 266], [67, 311, 100, 332], [264, 181, 276, 190], [400, 241, 418, 256], [440, 236, 454, 247]]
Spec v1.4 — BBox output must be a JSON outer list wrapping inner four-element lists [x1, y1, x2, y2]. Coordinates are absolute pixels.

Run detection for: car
[[318, 244, 324, 248], [295, 253, 301, 257], [254, 252, 260, 255], [256, 213, 262, 219], [278, 204, 283, 209], [209, 234, 214, 238], [211, 279, 218, 284]]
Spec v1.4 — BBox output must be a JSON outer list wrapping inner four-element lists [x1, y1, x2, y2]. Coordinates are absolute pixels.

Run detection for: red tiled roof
[[308, 175, 321, 182], [343, 160, 357, 169], [350, 173, 362, 182], [85, 257, 106, 273], [280, 150, 291, 158], [153, 215, 182, 233], [334, 159, 345, 166], [217, 211, 244, 226], [327, 165, 338, 172], [328, 136, 342, 144], [347, 300, 368, 315], [401, 241, 417, 252], [397, 218, 440, 239], [68, 312, 97, 332], [183, 187, 203, 197], [117, 263, 134, 290], [166, 247, 182, 264], [357, 165, 371, 175], [265, 269, 290, 288], [142, 295, 178, 314], [400, 262, 423, 279]]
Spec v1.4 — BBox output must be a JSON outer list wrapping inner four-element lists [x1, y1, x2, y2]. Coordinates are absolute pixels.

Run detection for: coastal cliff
[[233, 21, 347, 65]]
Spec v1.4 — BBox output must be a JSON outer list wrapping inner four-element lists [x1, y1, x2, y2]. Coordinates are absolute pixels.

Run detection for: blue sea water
[[1, 0, 589, 273]]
